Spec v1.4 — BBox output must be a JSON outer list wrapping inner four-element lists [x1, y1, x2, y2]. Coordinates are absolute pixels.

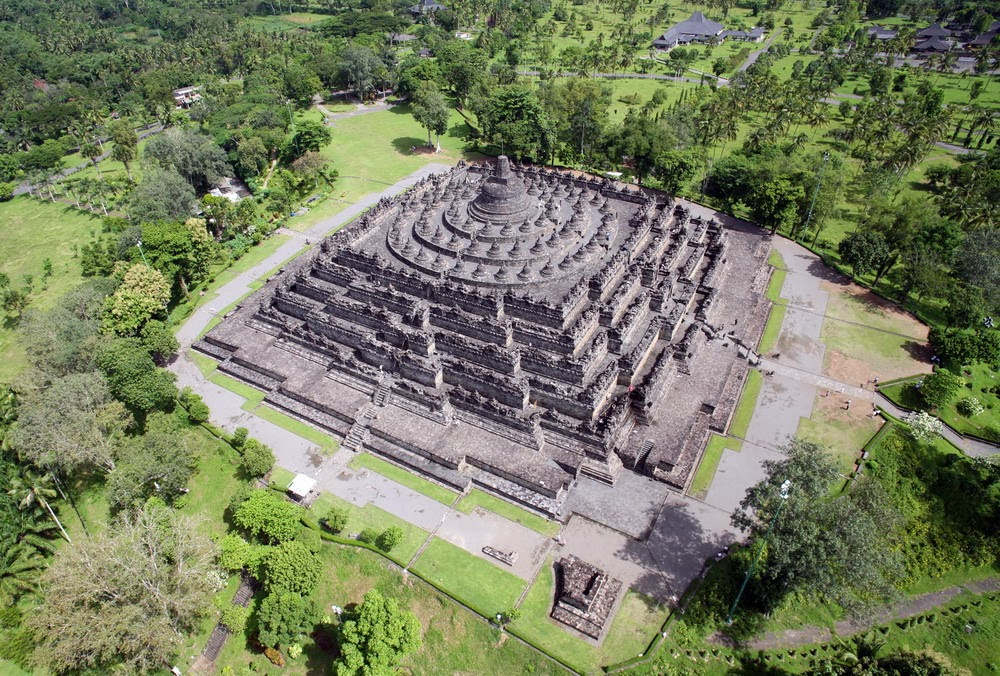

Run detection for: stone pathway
[[712, 577, 999, 650]]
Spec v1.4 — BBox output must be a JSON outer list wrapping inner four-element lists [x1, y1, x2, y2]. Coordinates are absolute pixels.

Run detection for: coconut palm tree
[[8, 471, 71, 543]]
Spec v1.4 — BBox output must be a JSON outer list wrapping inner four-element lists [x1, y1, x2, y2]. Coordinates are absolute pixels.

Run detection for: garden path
[[710, 577, 999, 650]]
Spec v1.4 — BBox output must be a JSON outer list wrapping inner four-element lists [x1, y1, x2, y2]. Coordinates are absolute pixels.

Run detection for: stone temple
[[196, 157, 772, 518]]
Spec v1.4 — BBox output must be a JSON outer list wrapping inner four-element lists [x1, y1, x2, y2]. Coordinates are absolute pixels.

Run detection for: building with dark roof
[[652, 12, 726, 50], [913, 36, 953, 52], [917, 22, 951, 39], [721, 26, 765, 42], [410, 0, 445, 15], [969, 22, 999, 48], [867, 25, 897, 41]]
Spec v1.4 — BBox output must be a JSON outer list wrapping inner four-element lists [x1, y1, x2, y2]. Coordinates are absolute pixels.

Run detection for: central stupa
[[386, 156, 617, 287]]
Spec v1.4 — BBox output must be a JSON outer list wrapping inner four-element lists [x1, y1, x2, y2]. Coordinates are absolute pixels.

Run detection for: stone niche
[[550, 555, 623, 640]]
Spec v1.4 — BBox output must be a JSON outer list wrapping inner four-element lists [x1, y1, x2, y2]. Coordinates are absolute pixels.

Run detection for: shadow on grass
[[391, 136, 431, 155]]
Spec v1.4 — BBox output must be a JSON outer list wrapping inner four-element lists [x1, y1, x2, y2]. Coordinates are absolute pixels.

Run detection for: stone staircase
[[342, 404, 376, 451], [373, 380, 392, 407]]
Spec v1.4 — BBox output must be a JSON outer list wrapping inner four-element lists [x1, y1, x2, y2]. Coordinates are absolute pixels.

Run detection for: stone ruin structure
[[551, 555, 622, 640], [196, 156, 772, 518]]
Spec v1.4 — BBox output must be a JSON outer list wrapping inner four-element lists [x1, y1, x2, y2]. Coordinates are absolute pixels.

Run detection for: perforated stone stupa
[[196, 157, 773, 518]]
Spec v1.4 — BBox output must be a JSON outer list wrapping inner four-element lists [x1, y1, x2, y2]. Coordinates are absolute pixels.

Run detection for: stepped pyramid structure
[[196, 157, 773, 517]]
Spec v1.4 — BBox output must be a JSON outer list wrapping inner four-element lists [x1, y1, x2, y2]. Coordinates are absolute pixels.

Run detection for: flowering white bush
[[909, 411, 944, 441], [957, 397, 985, 417]]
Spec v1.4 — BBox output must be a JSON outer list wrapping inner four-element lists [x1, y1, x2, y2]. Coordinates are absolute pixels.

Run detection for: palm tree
[[8, 471, 71, 543]]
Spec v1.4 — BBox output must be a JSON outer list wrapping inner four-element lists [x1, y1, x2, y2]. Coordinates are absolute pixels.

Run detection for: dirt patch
[[820, 281, 928, 341], [813, 390, 877, 422], [826, 348, 932, 385]]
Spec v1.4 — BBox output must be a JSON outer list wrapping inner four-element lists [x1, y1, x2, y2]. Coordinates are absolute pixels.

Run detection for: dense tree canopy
[[28, 505, 218, 674], [334, 589, 421, 676]]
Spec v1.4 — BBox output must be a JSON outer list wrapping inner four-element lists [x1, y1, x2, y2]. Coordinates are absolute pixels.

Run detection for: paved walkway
[[712, 577, 999, 650]]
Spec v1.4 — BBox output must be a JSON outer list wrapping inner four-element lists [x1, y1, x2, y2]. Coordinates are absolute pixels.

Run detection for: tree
[[322, 505, 349, 534], [376, 526, 404, 552], [340, 45, 385, 101], [411, 84, 450, 151], [102, 263, 171, 336], [136, 220, 213, 299], [128, 167, 197, 223], [607, 111, 675, 186], [10, 371, 129, 475], [747, 177, 806, 234], [7, 470, 71, 544], [731, 440, 903, 612], [334, 589, 421, 676], [233, 489, 302, 544], [28, 505, 218, 673], [140, 319, 179, 364], [106, 413, 197, 512], [918, 370, 963, 409], [955, 228, 1000, 312], [838, 230, 891, 278], [17, 278, 113, 377], [109, 121, 138, 181], [80, 138, 103, 179], [284, 120, 332, 162], [241, 438, 275, 478], [475, 85, 556, 164], [538, 77, 612, 164], [436, 41, 489, 106], [653, 149, 699, 194], [97, 337, 178, 415], [261, 540, 321, 595], [144, 127, 232, 193], [283, 62, 323, 104], [237, 136, 269, 179], [257, 590, 318, 648]]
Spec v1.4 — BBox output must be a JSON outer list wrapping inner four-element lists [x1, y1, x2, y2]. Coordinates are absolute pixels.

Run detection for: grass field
[[310, 492, 429, 566], [290, 104, 481, 233], [510, 558, 669, 673], [880, 364, 1000, 443], [796, 394, 881, 473], [348, 452, 459, 505], [455, 489, 561, 537], [410, 537, 526, 618], [820, 282, 932, 382], [0, 196, 105, 381], [728, 369, 763, 440]]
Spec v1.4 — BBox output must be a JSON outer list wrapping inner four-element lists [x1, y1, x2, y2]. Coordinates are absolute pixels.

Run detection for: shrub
[[219, 533, 253, 572], [957, 397, 985, 417], [919, 370, 963, 409], [260, 541, 321, 595], [295, 526, 322, 553], [909, 411, 944, 441], [231, 427, 248, 449], [0, 182, 13, 202], [357, 528, 378, 544], [221, 604, 249, 633], [287, 643, 303, 660], [376, 526, 405, 552], [232, 489, 302, 543], [264, 646, 285, 666], [321, 506, 350, 534], [258, 591, 318, 648], [240, 438, 275, 478]]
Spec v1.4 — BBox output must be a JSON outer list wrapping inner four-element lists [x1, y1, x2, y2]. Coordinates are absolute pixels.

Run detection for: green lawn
[[250, 402, 340, 453], [268, 465, 296, 491], [348, 453, 458, 505], [409, 537, 526, 618], [310, 492, 428, 566], [796, 399, 881, 474], [757, 303, 787, 354], [510, 558, 669, 673], [880, 365, 1000, 443], [289, 104, 481, 233], [455, 488, 562, 537], [688, 433, 742, 499], [728, 369, 763, 440], [0, 196, 106, 381], [215, 540, 563, 675]]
